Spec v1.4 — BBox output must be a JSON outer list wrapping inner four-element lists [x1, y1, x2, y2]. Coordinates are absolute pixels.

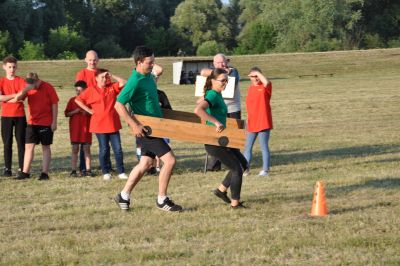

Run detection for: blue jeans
[[243, 129, 271, 171], [96, 132, 124, 174]]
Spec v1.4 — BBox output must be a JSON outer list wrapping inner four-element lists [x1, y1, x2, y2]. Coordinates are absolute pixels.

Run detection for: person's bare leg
[[71, 144, 79, 171], [42, 145, 51, 173], [22, 143, 35, 173], [83, 144, 91, 171], [122, 156, 153, 194], [158, 151, 176, 196]]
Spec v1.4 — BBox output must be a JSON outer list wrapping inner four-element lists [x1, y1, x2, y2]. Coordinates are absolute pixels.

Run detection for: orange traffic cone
[[310, 180, 328, 217]]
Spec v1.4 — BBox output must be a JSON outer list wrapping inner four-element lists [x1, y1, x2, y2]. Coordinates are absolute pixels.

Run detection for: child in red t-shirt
[[15, 72, 59, 180], [75, 68, 128, 181], [64, 80, 93, 177], [0, 55, 28, 176]]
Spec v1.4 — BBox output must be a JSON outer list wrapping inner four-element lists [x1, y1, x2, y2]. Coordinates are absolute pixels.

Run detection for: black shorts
[[25, 125, 53, 145], [137, 136, 171, 159]]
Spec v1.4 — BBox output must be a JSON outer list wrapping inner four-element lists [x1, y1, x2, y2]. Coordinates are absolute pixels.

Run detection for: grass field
[[1, 48, 399, 265]]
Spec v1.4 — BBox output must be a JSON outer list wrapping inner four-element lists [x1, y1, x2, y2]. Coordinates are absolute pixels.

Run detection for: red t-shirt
[[76, 69, 96, 88], [76, 83, 122, 133], [64, 96, 92, 143], [246, 83, 273, 132], [0, 76, 26, 117], [26, 81, 59, 126]]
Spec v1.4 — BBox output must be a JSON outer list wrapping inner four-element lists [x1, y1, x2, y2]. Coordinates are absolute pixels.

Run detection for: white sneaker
[[118, 173, 128, 180], [243, 168, 250, 177], [258, 170, 269, 177], [103, 173, 112, 181]]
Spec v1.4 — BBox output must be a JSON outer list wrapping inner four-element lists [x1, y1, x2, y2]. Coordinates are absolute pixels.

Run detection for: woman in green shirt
[[194, 68, 247, 209]]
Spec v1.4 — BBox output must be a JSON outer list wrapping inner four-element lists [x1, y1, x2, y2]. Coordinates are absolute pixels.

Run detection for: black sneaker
[[213, 189, 231, 204], [114, 193, 130, 211], [83, 170, 95, 177], [146, 167, 157, 176], [16, 171, 30, 180], [3, 168, 12, 177], [38, 172, 50, 180], [70, 170, 78, 177], [231, 202, 246, 210], [156, 197, 183, 212]]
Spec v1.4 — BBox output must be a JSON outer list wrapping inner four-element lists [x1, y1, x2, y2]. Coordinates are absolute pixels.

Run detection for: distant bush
[[93, 37, 128, 58], [45, 26, 88, 59], [363, 34, 384, 49], [387, 38, 400, 48], [0, 30, 11, 58], [196, 41, 227, 56], [19, 41, 46, 60], [56, 51, 78, 60]]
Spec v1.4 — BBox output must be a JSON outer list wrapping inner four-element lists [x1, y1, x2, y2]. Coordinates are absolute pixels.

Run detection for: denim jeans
[[243, 129, 271, 171], [96, 132, 124, 174]]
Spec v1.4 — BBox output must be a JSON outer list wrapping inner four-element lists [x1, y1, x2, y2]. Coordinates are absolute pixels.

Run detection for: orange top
[[76, 82, 122, 133], [0, 76, 26, 117], [26, 81, 59, 126], [64, 96, 92, 143], [245, 83, 273, 132], [76, 69, 97, 88]]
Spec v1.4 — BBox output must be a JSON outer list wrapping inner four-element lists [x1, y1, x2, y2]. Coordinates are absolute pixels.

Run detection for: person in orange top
[[76, 50, 99, 88], [15, 72, 59, 180], [64, 80, 93, 177], [75, 68, 128, 181], [75, 50, 99, 173], [243, 67, 273, 177], [0, 56, 28, 176]]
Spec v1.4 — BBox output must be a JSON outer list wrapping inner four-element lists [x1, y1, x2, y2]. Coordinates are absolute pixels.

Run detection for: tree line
[[0, 0, 399, 60]]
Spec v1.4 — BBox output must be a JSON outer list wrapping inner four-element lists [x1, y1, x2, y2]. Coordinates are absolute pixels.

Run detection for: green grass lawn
[[1, 48, 399, 265]]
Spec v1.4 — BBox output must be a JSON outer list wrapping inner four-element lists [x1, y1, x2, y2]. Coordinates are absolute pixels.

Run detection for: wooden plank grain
[[161, 109, 245, 129], [135, 114, 246, 149]]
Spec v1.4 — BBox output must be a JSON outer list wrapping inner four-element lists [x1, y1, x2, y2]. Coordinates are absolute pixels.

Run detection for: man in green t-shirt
[[114, 46, 182, 212]]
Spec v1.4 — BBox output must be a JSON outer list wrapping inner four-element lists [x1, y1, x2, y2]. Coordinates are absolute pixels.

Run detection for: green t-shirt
[[117, 69, 162, 117], [204, 89, 227, 127]]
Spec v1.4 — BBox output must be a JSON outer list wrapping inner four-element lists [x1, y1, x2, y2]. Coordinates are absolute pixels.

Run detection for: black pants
[[206, 111, 242, 171], [1, 116, 26, 170], [205, 144, 247, 200]]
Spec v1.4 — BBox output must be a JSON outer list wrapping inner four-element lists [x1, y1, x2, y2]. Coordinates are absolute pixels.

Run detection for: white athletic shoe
[[103, 173, 112, 181], [243, 168, 250, 177], [258, 170, 269, 177], [118, 173, 128, 180]]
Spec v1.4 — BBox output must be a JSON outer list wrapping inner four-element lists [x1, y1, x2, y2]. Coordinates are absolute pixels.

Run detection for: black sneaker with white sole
[[114, 193, 130, 211], [156, 197, 183, 212]]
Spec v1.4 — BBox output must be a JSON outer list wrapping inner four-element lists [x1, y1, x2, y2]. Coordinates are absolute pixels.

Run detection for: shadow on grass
[[330, 177, 400, 194], [330, 201, 394, 215], [269, 144, 400, 167]]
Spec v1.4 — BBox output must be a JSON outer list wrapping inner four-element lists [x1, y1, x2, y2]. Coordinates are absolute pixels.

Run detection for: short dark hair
[[95, 68, 109, 77], [133, 46, 154, 65], [3, 55, 17, 65], [249, 66, 262, 73], [74, 80, 87, 88]]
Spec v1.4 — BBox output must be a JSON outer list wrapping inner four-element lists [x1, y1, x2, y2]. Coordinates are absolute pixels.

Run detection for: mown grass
[[0, 48, 399, 265]]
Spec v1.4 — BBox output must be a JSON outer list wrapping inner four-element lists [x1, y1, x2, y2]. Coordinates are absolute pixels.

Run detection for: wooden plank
[[161, 109, 245, 129], [135, 114, 246, 149]]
